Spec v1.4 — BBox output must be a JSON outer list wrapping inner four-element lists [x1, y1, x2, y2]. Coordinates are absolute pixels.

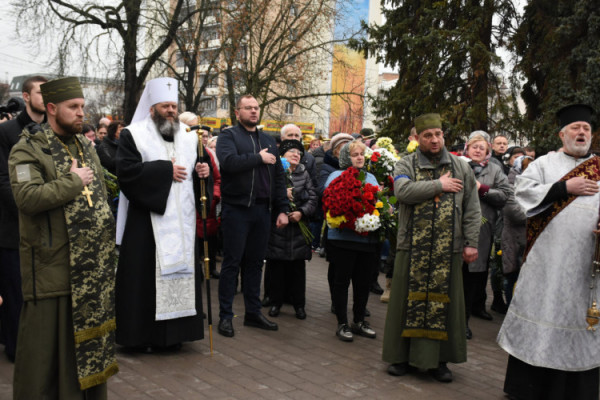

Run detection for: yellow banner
[[199, 117, 314, 135]]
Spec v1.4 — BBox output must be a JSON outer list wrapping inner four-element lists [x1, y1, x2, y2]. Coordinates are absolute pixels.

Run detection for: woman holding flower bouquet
[[323, 140, 381, 342], [265, 140, 317, 319]]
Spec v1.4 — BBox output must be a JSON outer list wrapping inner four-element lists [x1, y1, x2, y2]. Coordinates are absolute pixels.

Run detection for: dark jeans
[[268, 259, 305, 308], [328, 242, 376, 325], [218, 202, 271, 320], [0, 248, 22, 361]]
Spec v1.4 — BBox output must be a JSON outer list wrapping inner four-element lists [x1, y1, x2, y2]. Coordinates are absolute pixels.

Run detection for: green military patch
[[402, 157, 455, 341]]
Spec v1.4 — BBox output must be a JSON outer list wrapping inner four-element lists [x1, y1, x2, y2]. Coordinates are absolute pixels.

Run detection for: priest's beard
[[153, 112, 180, 139], [563, 134, 591, 157]]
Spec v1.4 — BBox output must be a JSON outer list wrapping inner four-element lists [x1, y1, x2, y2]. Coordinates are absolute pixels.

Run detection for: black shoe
[[365, 308, 371, 317], [268, 305, 280, 317], [472, 310, 493, 321], [210, 269, 220, 279], [370, 282, 384, 295], [351, 321, 376, 338], [218, 319, 234, 337], [491, 296, 508, 314], [428, 362, 453, 383], [295, 307, 306, 320], [466, 326, 472, 340], [244, 313, 278, 331], [336, 324, 353, 342], [261, 296, 272, 307], [387, 362, 415, 376]]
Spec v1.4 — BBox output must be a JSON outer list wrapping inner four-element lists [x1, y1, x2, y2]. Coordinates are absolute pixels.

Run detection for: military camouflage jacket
[[393, 148, 481, 253], [8, 124, 108, 301]]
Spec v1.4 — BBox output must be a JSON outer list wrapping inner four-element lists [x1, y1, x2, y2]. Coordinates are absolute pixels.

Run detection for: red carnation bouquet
[[323, 168, 395, 238]]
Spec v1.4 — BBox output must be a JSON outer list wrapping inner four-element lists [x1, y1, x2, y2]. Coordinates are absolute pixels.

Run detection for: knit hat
[[330, 133, 354, 152], [338, 142, 352, 169], [279, 139, 304, 157], [414, 113, 442, 134], [40, 77, 84, 106]]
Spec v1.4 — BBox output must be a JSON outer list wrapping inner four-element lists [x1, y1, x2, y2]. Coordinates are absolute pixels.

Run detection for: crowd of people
[[0, 75, 598, 400]]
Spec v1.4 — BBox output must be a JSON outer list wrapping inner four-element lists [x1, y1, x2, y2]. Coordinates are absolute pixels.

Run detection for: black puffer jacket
[[317, 150, 339, 196], [266, 163, 317, 261]]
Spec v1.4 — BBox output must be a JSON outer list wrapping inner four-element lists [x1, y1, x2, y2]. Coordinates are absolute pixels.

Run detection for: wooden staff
[[188, 124, 214, 354]]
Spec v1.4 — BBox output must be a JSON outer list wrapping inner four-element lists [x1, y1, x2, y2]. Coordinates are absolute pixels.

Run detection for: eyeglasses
[[286, 149, 302, 155], [238, 106, 260, 111]]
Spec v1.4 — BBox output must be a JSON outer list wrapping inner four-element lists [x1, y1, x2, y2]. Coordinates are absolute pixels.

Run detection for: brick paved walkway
[[0, 255, 509, 399]]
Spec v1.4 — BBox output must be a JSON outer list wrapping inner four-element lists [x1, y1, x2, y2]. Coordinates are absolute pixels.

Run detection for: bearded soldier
[[382, 113, 481, 383], [9, 77, 118, 399], [114, 77, 211, 351]]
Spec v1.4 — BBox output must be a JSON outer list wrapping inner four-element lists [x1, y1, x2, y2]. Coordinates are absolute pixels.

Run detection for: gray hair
[[280, 123, 300, 138]]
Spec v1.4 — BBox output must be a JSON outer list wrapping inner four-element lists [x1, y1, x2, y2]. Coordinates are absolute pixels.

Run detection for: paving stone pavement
[[0, 254, 510, 399]]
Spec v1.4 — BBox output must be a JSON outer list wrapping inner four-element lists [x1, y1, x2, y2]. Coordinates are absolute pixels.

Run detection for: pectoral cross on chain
[[79, 160, 94, 207]]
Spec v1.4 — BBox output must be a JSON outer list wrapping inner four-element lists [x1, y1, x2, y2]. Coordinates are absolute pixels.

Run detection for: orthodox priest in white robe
[[497, 104, 600, 400], [114, 77, 212, 351]]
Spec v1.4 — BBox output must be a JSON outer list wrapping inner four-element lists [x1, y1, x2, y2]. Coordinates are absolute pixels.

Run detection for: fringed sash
[[45, 129, 118, 389], [402, 157, 455, 341], [524, 156, 600, 262]]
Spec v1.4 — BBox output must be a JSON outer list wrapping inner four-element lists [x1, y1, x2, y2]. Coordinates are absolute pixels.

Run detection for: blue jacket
[[324, 168, 380, 244], [216, 124, 289, 215]]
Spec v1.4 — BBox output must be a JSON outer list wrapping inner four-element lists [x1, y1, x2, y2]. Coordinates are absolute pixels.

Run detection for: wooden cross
[[82, 185, 93, 207]]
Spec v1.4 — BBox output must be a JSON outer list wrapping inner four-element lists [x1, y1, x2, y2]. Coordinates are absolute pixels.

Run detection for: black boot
[[370, 281, 384, 295], [491, 291, 508, 314]]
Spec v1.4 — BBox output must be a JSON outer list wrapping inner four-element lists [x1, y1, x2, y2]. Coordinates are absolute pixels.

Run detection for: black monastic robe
[[114, 129, 212, 348]]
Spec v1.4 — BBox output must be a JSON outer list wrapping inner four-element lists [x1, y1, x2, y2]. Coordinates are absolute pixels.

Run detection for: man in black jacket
[[215, 94, 289, 337], [0, 75, 47, 362]]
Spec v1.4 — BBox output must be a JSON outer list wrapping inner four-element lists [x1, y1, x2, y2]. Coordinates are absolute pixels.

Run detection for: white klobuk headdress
[[131, 77, 179, 123]]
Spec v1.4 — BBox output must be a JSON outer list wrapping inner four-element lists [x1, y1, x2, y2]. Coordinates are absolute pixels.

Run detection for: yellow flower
[[497, 250, 503, 256], [407, 140, 419, 153], [326, 210, 347, 228], [375, 201, 384, 208], [373, 209, 380, 216]]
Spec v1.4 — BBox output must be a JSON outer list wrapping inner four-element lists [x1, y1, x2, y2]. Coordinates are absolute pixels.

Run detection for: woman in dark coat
[[462, 133, 511, 339], [266, 140, 317, 319], [501, 155, 533, 306], [97, 120, 125, 175]]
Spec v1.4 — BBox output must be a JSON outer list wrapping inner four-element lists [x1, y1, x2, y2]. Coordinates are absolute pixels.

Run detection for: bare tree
[[11, 0, 204, 122]]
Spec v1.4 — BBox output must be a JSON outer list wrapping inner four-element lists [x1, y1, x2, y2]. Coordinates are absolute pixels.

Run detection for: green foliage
[[511, 0, 600, 154], [350, 0, 518, 145]]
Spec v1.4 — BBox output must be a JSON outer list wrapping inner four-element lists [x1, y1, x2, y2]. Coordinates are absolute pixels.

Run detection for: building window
[[199, 49, 219, 65], [285, 103, 294, 115], [201, 27, 219, 41], [221, 96, 229, 110], [289, 28, 297, 41], [287, 55, 296, 67], [176, 51, 186, 68], [201, 97, 217, 111]]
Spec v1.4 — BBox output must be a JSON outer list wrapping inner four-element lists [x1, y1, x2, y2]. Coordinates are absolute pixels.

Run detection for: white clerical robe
[[497, 152, 600, 371]]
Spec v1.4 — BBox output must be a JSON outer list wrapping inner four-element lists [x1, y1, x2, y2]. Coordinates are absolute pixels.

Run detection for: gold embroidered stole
[[524, 156, 600, 262]]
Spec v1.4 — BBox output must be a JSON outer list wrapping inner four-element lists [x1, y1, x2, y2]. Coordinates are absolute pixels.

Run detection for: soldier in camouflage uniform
[[382, 113, 481, 383], [8, 77, 117, 399]]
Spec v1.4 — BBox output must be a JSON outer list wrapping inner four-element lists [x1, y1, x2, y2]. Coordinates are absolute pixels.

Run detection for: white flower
[[355, 213, 381, 233]]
